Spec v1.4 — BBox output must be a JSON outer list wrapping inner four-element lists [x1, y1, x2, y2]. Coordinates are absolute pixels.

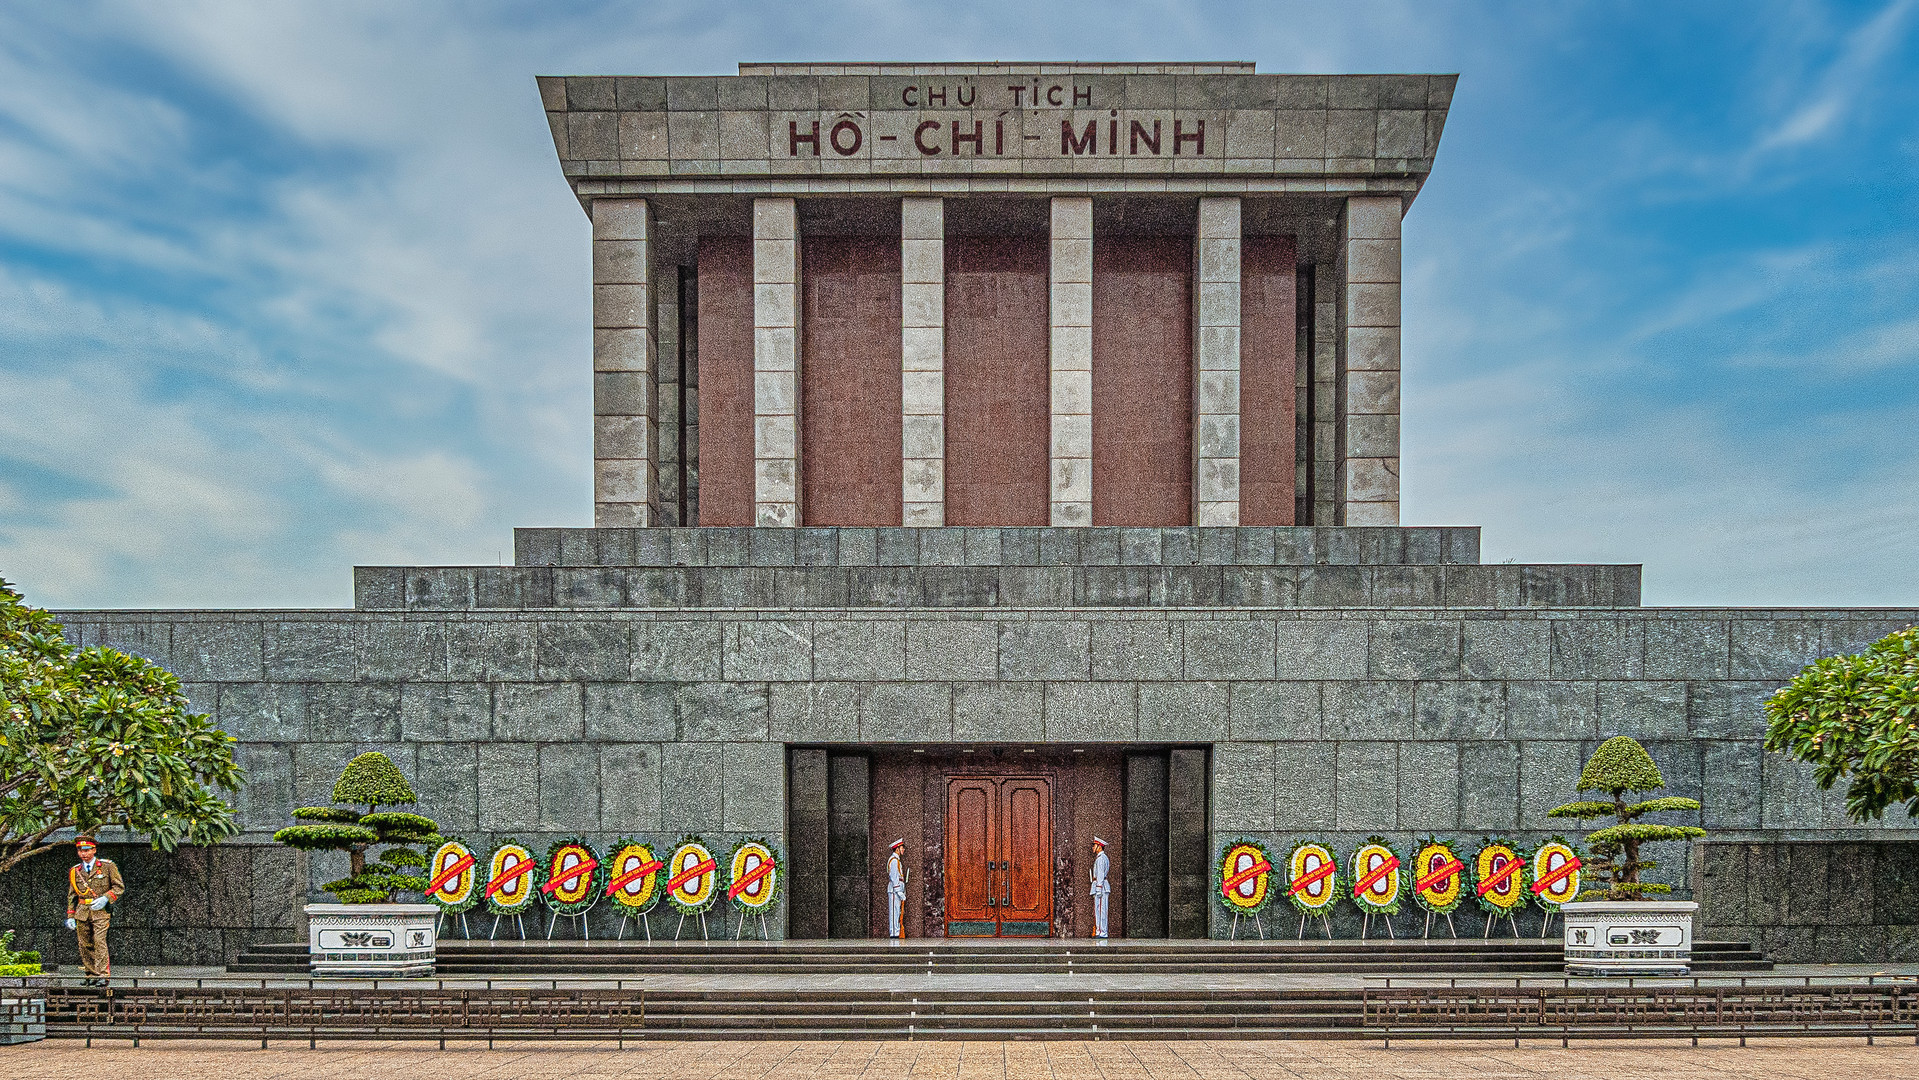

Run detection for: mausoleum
[[7, 63, 1916, 964]]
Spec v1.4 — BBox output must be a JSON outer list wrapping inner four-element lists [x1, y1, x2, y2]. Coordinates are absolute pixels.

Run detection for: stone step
[[513, 526, 1483, 570], [228, 939, 1771, 976], [355, 561, 1641, 611]]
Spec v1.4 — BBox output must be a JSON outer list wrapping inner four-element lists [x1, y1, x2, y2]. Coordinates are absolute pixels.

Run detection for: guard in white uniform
[[886, 837, 907, 939], [1090, 836, 1111, 938]]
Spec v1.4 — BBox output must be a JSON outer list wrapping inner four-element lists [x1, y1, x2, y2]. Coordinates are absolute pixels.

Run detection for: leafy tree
[[1546, 736, 1705, 901], [1764, 626, 1919, 822], [274, 752, 440, 903], [0, 578, 243, 877]]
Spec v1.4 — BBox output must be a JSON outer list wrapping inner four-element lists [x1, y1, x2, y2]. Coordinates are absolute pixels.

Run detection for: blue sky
[[0, 0, 1915, 609]]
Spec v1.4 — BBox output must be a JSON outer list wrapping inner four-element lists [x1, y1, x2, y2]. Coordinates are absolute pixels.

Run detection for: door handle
[[986, 860, 997, 906], [1000, 861, 1011, 907]]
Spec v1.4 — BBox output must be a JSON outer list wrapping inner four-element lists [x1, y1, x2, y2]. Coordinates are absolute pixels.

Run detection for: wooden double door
[[944, 776, 1052, 936]]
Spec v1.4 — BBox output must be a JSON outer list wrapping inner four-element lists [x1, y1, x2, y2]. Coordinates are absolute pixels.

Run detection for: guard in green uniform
[[65, 835, 123, 985]]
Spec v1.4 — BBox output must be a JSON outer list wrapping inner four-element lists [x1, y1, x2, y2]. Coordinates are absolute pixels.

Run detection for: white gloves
[[66, 917, 76, 930], [89, 896, 109, 910]]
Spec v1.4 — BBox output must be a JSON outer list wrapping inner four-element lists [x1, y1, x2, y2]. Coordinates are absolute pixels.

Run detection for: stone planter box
[[305, 903, 436, 977], [2, 991, 46, 1044], [1562, 900, 1696, 976]]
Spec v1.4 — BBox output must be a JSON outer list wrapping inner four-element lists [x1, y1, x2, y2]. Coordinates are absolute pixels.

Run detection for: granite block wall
[[32, 599, 1916, 958], [1694, 840, 1919, 963]]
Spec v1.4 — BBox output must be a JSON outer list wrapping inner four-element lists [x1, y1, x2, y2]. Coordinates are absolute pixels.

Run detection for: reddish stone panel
[[695, 237, 754, 526], [801, 236, 903, 525], [1092, 237, 1193, 525], [1241, 235, 1299, 525], [945, 237, 1051, 525]]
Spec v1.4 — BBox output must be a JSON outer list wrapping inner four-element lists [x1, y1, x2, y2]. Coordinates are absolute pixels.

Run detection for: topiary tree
[[273, 752, 440, 903], [1546, 736, 1705, 901], [1764, 626, 1919, 822]]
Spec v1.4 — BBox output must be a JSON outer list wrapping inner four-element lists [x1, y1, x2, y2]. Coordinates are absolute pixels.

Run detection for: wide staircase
[[45, 940, 1807, 1041], [227, 938, 1772, 978]]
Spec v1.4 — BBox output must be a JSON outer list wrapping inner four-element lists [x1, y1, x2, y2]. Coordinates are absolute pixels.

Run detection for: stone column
[[1195, 197, 1242, 525], [1049, 196, 1093, 527], [1338, 196, 1401, 525], [901, 197, 945, 526], [753, 197, 801, 527], [591, 198, 655, 527]]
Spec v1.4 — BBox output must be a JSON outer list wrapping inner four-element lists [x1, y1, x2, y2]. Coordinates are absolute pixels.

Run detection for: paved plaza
[[7, 1038, 1918, 1079]]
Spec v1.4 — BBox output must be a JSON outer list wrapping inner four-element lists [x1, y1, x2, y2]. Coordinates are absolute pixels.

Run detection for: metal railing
[[1363, 984, 1919, 1045], [45, 987, 648, 1047]]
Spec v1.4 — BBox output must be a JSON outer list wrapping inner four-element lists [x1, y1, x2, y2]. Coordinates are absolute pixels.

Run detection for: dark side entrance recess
[[787, 745, 1209, 939]]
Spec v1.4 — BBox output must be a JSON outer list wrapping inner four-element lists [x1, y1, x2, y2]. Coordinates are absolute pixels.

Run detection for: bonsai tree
[[1764, 626, 1918, 822], [1546, 736, 1705, 900], [273, 752, 439, 903], [0, 578, 243, 876]]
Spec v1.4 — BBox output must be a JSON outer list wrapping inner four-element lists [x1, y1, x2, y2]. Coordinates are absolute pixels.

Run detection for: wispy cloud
[[1751, 0, 1917, 154]]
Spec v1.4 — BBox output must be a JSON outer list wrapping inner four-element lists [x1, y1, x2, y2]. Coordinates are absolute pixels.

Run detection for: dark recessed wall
[[1241, 234, 1299, 525], [945, 236, 1051, 525], [1092, 236, 1193, 525], [695, 237, 754, 525], [801, 236, 903, 525]]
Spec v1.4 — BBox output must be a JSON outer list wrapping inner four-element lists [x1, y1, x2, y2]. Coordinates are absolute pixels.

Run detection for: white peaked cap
[[890, 837, 905, 849], [1093, 836, 1107, 847]]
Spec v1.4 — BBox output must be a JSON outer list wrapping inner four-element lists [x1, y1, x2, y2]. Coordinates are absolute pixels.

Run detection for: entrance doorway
[[944, 776, 1052, 937]]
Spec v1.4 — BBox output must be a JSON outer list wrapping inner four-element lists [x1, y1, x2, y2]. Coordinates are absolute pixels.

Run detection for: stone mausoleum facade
[[5, 63, 1917, 965]]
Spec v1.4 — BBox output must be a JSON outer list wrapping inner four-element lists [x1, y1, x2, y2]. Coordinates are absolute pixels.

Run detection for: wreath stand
[[546, 911, 591, 940], [673, 910, 710, 940], [1482, 911, 1520, 938], [1295, 912, 1333, 940], [435, 911, 473, 940], [735, 909, 771, 940], [616, 911, 654, 941], [1359, 912, 1398, 940], [1228, 910, 1266, 940], [1421, 910, 1459, 939], [1537, 908, 1559, 940], [489, 913, 528, 940]]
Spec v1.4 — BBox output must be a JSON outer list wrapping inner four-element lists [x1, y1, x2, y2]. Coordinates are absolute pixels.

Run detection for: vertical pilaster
[[1337, 196, 1402, 525], [1049, 196, 1094, 526], [1311, 263, 1338, 526], [1195, 197, 1242, 525], [753, 197, 801, 527], [592, 198, 655, 528], [901, 197, 945, 526], [655, 256, 683, 526]]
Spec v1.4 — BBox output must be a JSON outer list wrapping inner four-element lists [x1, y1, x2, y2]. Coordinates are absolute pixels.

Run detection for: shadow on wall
[[0, 843, 303, 969], [1694, 840, 1919, 963]]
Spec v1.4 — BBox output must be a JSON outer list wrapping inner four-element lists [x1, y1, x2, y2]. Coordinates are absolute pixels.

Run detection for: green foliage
[[0, 929, 39, 977], [273, 823, 379, 849], [0, 929, 31, 963], [382, 846, 427, 869], [1577, 736, 1667, 795], [1765, 626, 1919, 822], [0, 578, 244, 878], [272, 753, 439, 903], [1549, 736, 1706, 902], [360, 811, 436, 840], [332, 752, 415, 810], [291, 806, 363, 824], [1546, 801, 1618, 820]]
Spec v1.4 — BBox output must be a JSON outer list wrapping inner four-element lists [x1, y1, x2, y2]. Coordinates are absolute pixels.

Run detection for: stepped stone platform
[[354, 525, 1642, 610]]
